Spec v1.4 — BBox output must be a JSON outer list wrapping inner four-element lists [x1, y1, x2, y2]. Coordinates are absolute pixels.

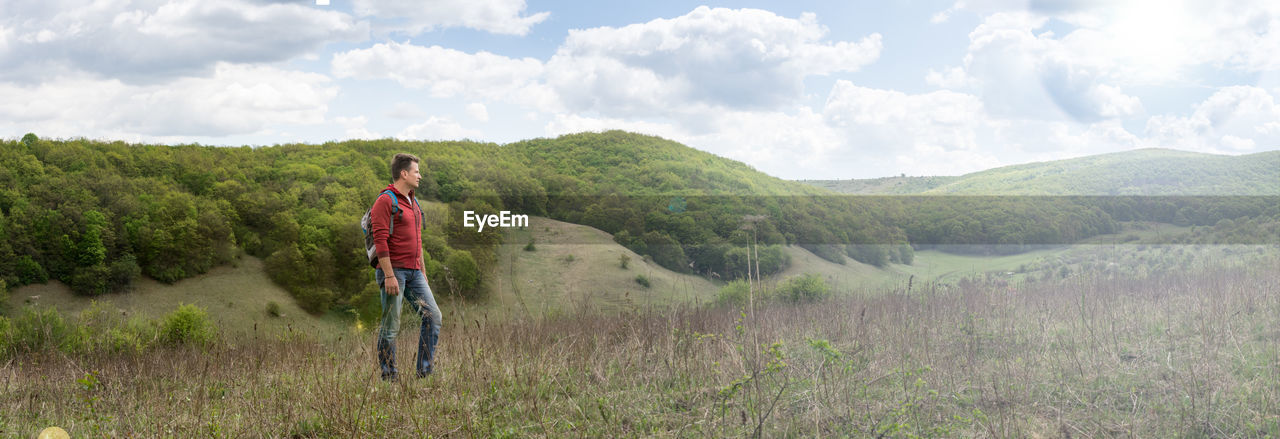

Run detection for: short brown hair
[[390, 153, 420, 182]]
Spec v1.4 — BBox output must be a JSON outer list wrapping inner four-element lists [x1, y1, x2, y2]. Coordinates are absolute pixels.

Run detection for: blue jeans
[[375, 268, 441, 379]]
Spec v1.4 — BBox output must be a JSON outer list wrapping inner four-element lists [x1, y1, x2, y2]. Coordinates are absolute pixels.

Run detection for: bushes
[[776, 274, 830, 303], [160, 304, 217, 346], [11, 306, 71, 352], [634, 274, 651, 288], [716, 274, 832, 307], [266, 301, 282, 317], [444, 250, 481, 299], [716, 279, 752, 306], [1, 302, 225, 358]]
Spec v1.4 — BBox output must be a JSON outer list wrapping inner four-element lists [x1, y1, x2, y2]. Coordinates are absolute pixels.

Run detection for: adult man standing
[[370, 153, 441, 381]]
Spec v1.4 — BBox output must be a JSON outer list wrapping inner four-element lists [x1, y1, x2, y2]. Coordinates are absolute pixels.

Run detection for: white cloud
[[331, 41, 548, 107], [336, 116, 380, 139], [1145, 86, 1280, 153], [0, 0, 366, 82], [944, 11, 1144, 122], [397, 116, 482, 140], [351, 0, 548, 36], [0, 63, 337, 138], [545, 6, 881, 118], [822, 80, 1003, 175], [466, 103, 490, 122], [945, 0, 1280, 76]]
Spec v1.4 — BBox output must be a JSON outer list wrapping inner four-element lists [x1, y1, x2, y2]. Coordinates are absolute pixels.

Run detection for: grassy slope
[[485, 216, 719, 318], [802, 148, 1280, 195], [6, 256, 341, 337]]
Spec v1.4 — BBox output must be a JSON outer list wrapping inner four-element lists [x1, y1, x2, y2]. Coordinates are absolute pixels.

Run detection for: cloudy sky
[[3, 0, 1279, 179]]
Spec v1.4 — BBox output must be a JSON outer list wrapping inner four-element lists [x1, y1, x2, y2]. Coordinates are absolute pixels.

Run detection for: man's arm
[[371, 193, 399, 295]]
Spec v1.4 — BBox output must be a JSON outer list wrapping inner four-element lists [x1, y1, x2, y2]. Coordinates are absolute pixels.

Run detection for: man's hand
[[384, 274, 400, 296], [379, 256, 399, 296]]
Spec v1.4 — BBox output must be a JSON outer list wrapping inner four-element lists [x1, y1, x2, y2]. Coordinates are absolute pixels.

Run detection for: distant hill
[[802, 149, 1280, 195]]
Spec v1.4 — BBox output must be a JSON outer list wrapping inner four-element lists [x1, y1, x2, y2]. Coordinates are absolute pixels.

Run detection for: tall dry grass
[[2, 261, 1278, 437]]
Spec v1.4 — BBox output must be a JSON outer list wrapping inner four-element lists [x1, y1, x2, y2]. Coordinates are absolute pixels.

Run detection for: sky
[[2, 0, 1279, 179]]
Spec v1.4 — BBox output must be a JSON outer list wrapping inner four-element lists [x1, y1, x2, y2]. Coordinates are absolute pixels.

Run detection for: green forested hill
[[803, 149, 1280, 195], [509, 131, 827, 196]]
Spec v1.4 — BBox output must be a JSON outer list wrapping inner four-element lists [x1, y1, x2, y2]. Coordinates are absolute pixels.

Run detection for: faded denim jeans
[[375, 268, 441, 379]]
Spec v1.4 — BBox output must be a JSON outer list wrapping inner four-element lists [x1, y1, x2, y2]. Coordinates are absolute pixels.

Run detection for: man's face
[[402, 162, 421, 188]]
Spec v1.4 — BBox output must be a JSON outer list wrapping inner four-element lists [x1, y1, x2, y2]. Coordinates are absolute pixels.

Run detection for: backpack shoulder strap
[[413, 197, 425, 230], [380, 189, 399, 236]]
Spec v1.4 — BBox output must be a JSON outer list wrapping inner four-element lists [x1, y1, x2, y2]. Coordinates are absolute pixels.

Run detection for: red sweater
[[369, 184, 422, 270]]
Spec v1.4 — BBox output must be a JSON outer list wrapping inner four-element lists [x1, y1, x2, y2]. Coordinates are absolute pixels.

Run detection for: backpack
[[361, 189, 423, 267]]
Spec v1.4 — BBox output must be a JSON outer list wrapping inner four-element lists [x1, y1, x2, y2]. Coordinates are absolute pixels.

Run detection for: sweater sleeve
[[370, 193, 393, 258]]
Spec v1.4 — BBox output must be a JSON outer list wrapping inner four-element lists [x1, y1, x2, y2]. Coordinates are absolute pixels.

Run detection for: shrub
[[108, 254, 142, 292], [266, 301, 282, 317], [69, 264, 112, 296], [159, 304, 217, 346], [445, 250, 482, 299], [634, 274, 651, 288], [619, 253, 630, 269], [12, 306, 71, 352], [294, 288, 334, 315], [0, 278, 8, 314], [16, 255, 48, 285], [777, 274, 830, 303], [523, 239, 536, 252], [106, 324, 146, 354], [716, 279, 752, 306]]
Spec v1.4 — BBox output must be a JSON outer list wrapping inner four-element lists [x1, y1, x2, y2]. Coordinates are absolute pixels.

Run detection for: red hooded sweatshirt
[[369, 184, 423, 270]]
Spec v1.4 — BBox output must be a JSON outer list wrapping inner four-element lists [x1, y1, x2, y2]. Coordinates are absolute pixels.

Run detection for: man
[[370, 153, 441, 381]]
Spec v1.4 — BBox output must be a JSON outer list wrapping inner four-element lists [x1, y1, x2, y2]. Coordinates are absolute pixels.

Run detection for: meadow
[[3, 257, 1277, 437]]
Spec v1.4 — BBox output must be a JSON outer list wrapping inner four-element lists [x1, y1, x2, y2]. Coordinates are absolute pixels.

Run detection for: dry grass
[[2, 260, 1278, 437]]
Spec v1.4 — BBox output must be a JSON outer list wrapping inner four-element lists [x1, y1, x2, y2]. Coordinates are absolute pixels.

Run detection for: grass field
[[3, 258, 1277, 437]]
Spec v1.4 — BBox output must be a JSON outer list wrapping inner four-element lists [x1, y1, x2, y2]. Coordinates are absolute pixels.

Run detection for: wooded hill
[[2, 132, 1275, 315]]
